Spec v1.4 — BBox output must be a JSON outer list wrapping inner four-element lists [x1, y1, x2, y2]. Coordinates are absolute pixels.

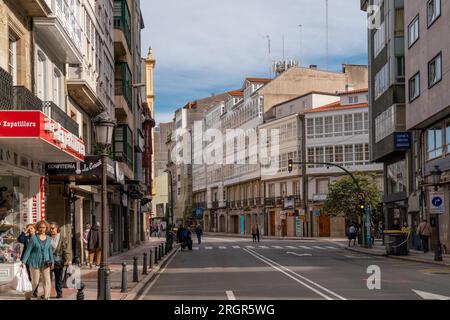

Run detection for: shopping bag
[[66, 265, 81, 289], [11, 265, 32, 293]]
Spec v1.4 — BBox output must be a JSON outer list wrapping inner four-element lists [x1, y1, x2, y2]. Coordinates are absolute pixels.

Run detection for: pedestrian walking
[[347, 223, 357, 247], [256, 224, 261, 242], [49, 222, 71, 299], [195, 224, 203, 245], [157, 224, 162, 238], [21, 220, 54, 300], [88, 222, 101, 268], [177, 224, 185, 244], [251, 224, 257, 242], [417, 219, 432, 253], [17, 224, 38, 297], [82, 223, 90, 266]]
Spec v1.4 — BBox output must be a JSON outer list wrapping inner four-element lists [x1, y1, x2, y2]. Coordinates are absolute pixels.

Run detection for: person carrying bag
[[11, 264, 32, 293]]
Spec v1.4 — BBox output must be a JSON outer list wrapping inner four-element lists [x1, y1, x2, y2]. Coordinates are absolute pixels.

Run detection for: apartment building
[[305, 90, 383, 237], [361, 0, 417, 230], [260, 92, 340, 238], [405, 0, 450, 249]]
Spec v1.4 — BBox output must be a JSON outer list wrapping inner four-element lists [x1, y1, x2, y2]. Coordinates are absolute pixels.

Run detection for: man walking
[[417, 219, 432, 253], [195, 224, 203, 245], [256, 224, 261, 242]]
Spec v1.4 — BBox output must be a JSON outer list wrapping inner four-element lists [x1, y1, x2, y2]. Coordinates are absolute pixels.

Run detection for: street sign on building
[[394, 132, 412, 150], [315, 209, 321, 217], [430, 192, 445, 214], [279, 211, 286, 220]]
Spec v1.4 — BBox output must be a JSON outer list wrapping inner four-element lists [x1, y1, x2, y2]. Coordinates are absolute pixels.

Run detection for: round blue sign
[[432, 196, 443, 207]]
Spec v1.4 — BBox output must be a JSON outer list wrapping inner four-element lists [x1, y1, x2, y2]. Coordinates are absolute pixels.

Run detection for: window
[[307, 118, 314, 138], [307, 148, 315, 167], [355, 144, 364, 165], [349, 97, 354, 104], [280, 183, 287, 197], [8, 35, 17, 85], [446, 122, 450, 153], [293, 181, 300, 196], [364, 113, 369, 133], [374, 21, 385, 57], [427, 0, 441, 27], [334, 115, 343, 136], [344, 145, 354, 165], [354, 113, 363, 134], [375, 63, 389, 99], [334, 146, 343, 164], [344, 114, 353, 136], [36, 50, 47, 101], [387, 160, 407, 194], [428, 53, 442, 87], [409, 72, 420, 101], [408, 16, 419, 47], [365, 144, 370, 163], [325, 146, 333, 163], [53, 68, 63, 109], [315, 147, 324, 166], [315, 118, 323, 138], [396, 56, 405, 79], [324, 116, 333, 137], [427, 126, 443, 160], [317, 179, 329, 195]]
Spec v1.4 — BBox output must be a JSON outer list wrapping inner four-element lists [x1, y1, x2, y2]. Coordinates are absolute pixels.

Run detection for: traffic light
[[288, 159, 293, 173]]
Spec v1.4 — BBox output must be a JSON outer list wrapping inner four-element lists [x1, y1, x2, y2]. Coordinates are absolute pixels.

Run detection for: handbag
[[66, 265, 81, 289], [11, 264, 33, 293]]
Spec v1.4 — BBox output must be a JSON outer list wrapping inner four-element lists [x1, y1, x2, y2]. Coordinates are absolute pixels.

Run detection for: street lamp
[[164, 168, 174, 238], [430, 166, 443, 262], [92, 112, 116, 300]]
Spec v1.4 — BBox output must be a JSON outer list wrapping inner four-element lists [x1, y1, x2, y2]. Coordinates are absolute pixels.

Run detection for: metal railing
[[113, 0, 132, 50], [265, 198, 275, 206], [0, 67, 12, 109], [43, 101, 79, 137]]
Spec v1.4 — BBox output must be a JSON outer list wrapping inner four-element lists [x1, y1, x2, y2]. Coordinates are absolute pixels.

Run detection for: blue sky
[[140, 0, 368, 124]]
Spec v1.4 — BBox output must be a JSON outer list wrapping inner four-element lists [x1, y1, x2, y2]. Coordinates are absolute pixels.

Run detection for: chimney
[[309, 65, 318, 70]]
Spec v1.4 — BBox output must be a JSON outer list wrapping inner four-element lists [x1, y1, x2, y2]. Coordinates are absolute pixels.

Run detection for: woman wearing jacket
[[49, 222, 71, 298], [17, 224, 37, 296], [21, 220, 54, 300], [88, 222, 101, 268]]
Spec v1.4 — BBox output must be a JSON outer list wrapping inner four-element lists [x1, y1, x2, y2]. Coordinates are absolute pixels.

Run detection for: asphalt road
[[139, 236, 450, 300]]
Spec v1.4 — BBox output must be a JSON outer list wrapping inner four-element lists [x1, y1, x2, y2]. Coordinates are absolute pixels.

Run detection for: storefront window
[[0, 176, 29, 264], [386, 160, 407, 194]]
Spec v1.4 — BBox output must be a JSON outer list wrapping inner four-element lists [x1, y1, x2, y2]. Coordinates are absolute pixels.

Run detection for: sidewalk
[[0, 238, 175, 300], [203, 232, 346, 242], [341, 240, 450, 267]]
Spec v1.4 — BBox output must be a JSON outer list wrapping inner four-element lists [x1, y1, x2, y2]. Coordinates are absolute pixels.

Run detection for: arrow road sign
[[430, 192, 445, 214], [412, 289, 450, 300]]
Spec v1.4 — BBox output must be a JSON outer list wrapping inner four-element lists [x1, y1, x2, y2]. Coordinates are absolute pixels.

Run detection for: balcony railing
[[276, 197, 284, 207], [212, 201, 219, 209], [115, 62, 132, 110], [113, 0, 132, 50], [193, 202, 206, 210], [0, 67, 12, 109], [265, 198, 275, 206], [43, 101, 79, 137]]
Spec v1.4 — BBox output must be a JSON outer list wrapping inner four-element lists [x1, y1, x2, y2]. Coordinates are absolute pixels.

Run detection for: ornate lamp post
[[430, 166, 443, 262], [92, 112, 116, 300]]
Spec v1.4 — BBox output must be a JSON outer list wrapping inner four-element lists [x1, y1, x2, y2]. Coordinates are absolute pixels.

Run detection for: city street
[[139, 236, 450, 300]]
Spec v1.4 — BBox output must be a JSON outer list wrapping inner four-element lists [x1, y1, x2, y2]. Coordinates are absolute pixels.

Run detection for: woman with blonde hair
[[21, 220, 54, 300]]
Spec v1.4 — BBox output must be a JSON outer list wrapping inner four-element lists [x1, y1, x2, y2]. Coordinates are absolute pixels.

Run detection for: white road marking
[[313, 246, 325, 250], [287, 252, 313, 257], [286, 246, 297, 249], [299, 246, 312, 250], [245, 246, 255, 249], [272, 246, 283, 249], [138, 249, 179, 300], [259, 246, 269, 249], [205, 247, 213, 250], [412, 289, 450, 300], [226, 290, 236, 300], [244, 248, 347, 301], [232, 246, 240, 249], [326, 246, 338, 250], [219, 246, 227, 249]]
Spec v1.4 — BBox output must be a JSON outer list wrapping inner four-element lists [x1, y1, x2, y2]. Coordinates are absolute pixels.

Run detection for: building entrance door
[[319, 214, 331, 237], [270, 212, 276, 236]]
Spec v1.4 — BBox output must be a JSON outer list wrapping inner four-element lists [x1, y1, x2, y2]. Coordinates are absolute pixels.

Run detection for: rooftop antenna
[[264, 35, 272, 77], [282, 34, 285, 61], [325, 0, 329, 70], [298, 24, 303, 65]]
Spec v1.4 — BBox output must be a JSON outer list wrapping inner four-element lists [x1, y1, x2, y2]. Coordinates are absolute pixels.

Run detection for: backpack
[[181, 230, 188, 238]]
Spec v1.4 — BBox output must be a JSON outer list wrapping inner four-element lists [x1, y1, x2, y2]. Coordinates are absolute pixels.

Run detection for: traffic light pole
[[290, 160, 367, 247]]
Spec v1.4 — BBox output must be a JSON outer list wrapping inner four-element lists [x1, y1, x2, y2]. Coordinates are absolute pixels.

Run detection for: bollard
[[149, 249, 153, 269], [162, 243, 165, 256], [155, 246, 158, 264], [121, 262, 128, 293], [160, 244, 163, 257], [76, 283, 85, 300], [143, 252, 148, 275], [133, 257, 139, 282]]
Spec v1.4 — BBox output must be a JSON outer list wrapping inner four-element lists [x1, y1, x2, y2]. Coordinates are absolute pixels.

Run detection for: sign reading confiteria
[[0, 111, 85, 161]]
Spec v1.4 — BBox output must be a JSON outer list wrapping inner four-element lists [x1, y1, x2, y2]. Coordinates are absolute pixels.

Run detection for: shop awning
[[0, 111, 85, 162], [46, 156, 125, 186]]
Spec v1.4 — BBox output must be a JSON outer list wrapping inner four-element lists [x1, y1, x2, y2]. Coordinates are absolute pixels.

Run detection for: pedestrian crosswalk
[[187, 244, 341, 251]]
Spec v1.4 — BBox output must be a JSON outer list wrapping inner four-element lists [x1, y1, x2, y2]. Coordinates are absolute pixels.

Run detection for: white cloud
[[141, 0, 367, 115]]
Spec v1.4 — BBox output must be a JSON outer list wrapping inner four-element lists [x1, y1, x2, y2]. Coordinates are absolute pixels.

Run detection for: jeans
[[197, 234, 201, 245], [53, 268, 64, 296], [421, 236, 430, 253]]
